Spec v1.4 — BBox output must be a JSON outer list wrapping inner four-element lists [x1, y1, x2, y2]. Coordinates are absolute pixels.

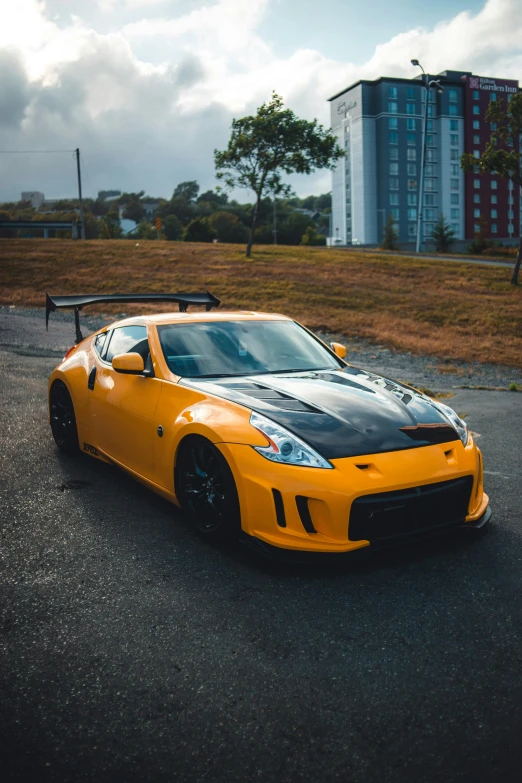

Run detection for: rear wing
[[45, 291, 221, 343]]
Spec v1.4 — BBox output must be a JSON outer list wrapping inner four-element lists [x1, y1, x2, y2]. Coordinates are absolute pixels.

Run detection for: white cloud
[[1, 0, 522, 201]]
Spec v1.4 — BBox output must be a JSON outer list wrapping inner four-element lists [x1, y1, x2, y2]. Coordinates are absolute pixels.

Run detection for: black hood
[[181, 366, 459, 460]]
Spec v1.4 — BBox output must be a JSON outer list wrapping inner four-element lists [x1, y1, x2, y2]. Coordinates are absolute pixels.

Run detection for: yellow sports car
[[46, 292, 490, 556]]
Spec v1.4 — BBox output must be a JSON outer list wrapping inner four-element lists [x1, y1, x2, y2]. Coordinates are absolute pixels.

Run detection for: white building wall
[[439, 117, 465, 239]]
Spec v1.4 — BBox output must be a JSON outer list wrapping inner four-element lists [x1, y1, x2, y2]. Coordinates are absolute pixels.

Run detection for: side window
[[105, 325, 150, 364], [93, 332, 108, 358]]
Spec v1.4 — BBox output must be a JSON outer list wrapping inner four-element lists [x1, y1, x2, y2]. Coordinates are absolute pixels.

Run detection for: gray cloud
[[0, 50, 31, 129]]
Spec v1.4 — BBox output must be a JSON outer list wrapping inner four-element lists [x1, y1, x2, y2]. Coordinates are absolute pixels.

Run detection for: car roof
[[105, 311, 292, 329]]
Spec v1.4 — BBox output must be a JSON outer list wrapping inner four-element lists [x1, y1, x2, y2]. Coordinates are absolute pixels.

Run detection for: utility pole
[[75, 148, 86, 240], [273, 196, 277, 244]]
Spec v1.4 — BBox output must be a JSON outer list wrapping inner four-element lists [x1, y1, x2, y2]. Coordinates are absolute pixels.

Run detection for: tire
[[49, 380, 79, 454], [176, 436, 241, 542]]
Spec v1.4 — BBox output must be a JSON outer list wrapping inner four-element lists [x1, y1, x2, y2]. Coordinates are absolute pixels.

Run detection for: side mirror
[[112, 352, 145, 374], [331, 342, 347, 359]]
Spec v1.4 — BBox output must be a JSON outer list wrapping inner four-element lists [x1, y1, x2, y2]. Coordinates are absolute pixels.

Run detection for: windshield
[[157, 320, 343, 378]]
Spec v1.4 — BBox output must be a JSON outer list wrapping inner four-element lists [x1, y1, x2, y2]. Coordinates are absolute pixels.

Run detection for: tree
[[382, 213, 398, 250], [278, 212, 313, 245], [183, 217, 216, 242], [122, 200, 145, 223], [301, 225, 326, 246], [431, 213, 455, 252], [208, 211, 248, 243], [214, 92, 344, 257], [172, 181, 199, 203], [163, 214, 183, 241], [461, 93, 522, 284]]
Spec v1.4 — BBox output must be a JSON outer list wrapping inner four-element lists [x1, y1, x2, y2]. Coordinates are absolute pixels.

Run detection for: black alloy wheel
[[176, 436, 241, 541], [49, 380, 79, 454]]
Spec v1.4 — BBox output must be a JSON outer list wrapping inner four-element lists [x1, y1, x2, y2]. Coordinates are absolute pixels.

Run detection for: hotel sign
[[467, 76, 518, 95]]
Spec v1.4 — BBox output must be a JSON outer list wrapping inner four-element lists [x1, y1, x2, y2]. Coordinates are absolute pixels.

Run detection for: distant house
[[21, 191, 45, 209]]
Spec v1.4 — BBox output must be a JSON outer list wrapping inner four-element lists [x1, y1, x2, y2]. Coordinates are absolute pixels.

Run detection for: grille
[[348, 476, 474, 546]]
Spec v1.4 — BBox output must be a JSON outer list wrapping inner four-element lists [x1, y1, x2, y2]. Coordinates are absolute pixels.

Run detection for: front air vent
[[272, 489, 286, 528], [295, 496, 317, 534]]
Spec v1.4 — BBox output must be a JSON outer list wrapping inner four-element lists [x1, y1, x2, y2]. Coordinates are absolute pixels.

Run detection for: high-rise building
[[328, 70, 520, 246]]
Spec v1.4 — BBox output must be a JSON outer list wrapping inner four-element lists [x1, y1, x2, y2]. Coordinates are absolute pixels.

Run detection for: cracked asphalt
[[1, 310, 522, 783]]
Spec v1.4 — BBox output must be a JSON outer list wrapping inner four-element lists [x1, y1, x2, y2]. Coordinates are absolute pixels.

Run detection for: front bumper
[[219, 434, 488, 555]]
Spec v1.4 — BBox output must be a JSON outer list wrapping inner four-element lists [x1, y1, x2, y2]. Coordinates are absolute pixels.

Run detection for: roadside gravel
[[1, 305, 521, 393]]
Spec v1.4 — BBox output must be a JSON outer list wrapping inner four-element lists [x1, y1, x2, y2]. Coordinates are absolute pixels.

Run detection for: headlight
[[431, 400, 469, 446], [250, 412, 333, 469]]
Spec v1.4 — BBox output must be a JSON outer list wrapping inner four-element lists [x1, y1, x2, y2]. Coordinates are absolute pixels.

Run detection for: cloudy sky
[[1, 0, 522, 202]]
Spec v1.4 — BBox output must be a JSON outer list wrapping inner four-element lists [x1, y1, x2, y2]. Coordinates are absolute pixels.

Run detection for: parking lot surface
[[1, 311, 522, 782]]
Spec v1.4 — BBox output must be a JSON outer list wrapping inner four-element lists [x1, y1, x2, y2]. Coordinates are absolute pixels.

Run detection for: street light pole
[[75, 148, 86, 240], [411, 60, 443, 253]]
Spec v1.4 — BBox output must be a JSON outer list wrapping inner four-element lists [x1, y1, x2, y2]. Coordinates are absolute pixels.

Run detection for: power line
[[0, 149, 76, 154]]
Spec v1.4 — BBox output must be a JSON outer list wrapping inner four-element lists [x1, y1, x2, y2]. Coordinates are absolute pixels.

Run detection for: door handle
[[88, 366, 97, 391]]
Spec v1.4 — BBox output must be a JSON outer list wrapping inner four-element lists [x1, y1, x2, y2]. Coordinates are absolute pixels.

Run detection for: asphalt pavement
[[1, 311, 522, 783]]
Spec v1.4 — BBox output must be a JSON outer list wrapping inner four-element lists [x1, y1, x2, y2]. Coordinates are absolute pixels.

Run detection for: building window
[[508, 180, 514, 190], [508, 136, 514, 146], [474, 223, 480, 233], [407, 148, 416, 160], [388, 117, 398, 129], [474, 208, 481, 218], [490, 122, 497, 130], [407, 132, 416, 145], [473, 120, 480, 129], [408, 208, 417, 221], [406, 103, 416, 115], [406, 118, 416, 131], [473, 89, 479, 100], [473, 134, 480, 145], [449, 105, 457, 116], [389, 86, 398, 98], [389, 131, 398, 144], [452, 223, 459, 235], [408, 223, 417, 236], [473, 149, 480, 158], [427, 119, 434, 131], [450, 149, 459, 160], [451, 179, 459, 190], [509, 209, 514, 218], [389, 162, 399, 175], [491, 223, 498, 233], [425, 194, 435, 206], [408, 193, 417, 206], [474, 179, 480, 188], [428, 104, 434, 117], [407, 163, 417, 175], [491, 180, 498, 189], [390, 208, 400, 220], [389, 146, 399, 160], [424, 223, 434, 237], [449, 89, 458, 103], [425, 179, 435, 191], [425, 134, 433, 146], [474, 193, 480, 203], [408, 179, 417, 191], [450, 134, 458, 146], [426, 149, 435, 162], [389, 178, 399, 190], [450, 119, 458, 131], [425, 208, 435, 220], [451, 164, 460, 176], [490, 92, 497, 101], [473, 105, 480, 115], [451, 193, 459, 205], [451, 208, 459, 220], [390, 192, 399, 205], [425, 164, 434, 177], [508, 223, 514, 233], [407, 87, 415, 99], [491, 209, 498, 218], [388, 101, 398, 113], [491, 194, 497, 204]]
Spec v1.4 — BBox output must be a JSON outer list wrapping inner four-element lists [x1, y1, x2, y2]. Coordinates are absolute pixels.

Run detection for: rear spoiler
[[45, 291, 221, 344]]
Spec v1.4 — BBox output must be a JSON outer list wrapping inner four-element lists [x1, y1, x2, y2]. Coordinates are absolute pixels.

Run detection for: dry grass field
[[1, 238, 521, 367]]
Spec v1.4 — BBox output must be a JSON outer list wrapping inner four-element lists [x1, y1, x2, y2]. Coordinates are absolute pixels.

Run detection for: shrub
[[300, 226, 326, 246], [208, 211, 248, 243], [183, 217, 217, 243], [163, 214, 183, 241]]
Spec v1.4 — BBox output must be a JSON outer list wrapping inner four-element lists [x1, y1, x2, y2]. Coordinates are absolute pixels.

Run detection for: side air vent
[[295, 496, 317, 534], [272, 489, 286, 528]]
